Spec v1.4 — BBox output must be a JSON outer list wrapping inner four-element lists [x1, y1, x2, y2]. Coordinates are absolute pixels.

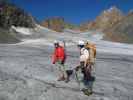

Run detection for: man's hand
[[75, 65, 80, 71], [52, 61, 55, 64]]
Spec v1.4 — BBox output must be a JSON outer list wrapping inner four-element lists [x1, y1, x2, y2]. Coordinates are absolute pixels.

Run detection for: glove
[[52, 61, 55, 64], [75, 65, 80, 71], [61, 61, 64, 64]]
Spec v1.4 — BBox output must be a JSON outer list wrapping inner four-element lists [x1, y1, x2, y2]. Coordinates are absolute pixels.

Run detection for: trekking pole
[[75, 70, 80, 88], [50, 64, 54, 73], [93, 59, 96, 76]]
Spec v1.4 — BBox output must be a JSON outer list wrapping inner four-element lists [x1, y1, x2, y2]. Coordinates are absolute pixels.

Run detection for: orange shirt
[[52, 46, 66, 64]]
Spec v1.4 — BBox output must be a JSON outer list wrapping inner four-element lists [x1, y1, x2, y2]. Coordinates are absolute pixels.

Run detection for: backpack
[[85, 42, 96, 65], [58, 40, 66, 48]]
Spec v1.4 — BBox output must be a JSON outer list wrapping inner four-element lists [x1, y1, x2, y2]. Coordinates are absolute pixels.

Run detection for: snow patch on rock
[[11, 26, 33, 35]]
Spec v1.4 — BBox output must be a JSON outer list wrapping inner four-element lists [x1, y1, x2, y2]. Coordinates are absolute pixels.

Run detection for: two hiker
[[52, 40, 96, 94]]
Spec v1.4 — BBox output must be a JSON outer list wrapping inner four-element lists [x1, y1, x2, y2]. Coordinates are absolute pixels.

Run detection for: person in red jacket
[[52, 40, 67, 81]]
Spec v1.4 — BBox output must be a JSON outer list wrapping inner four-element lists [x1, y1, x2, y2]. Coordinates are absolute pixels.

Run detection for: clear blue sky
[[11, 0, 133, 24]]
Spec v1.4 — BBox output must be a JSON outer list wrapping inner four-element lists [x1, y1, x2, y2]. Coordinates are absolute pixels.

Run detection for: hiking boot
[[57, 77, 65, 81], [81, 88, 93, 96], [65, 77, 70, 83]]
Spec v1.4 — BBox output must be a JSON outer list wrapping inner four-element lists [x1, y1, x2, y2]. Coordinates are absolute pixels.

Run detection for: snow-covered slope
[[14, 26, 133, 56], [1, 25, 132, 100], [12, 25, 59, 39]]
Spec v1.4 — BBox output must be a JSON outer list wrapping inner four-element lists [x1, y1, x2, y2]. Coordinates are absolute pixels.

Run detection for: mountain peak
[[103, 6, 123, 16], [107, 6, 119, 12]]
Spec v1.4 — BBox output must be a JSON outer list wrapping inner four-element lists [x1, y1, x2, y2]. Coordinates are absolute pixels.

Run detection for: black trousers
[[80, 61, 91, 81]]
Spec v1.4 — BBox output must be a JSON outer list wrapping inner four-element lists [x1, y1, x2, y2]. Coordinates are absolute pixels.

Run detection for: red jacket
[[52, 46, 66, 64]]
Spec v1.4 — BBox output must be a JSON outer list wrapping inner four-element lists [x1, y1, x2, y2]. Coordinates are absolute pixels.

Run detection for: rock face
[[41, 17, 78, 32], [41, 17, 65, 32], [0, 2, 35, 28], [94, 6, 124, 31], [0, 28, 20, 43], [104, 12, 133, 43], [79, 6, 133, 43], [0, 1, 36, 43], [80, 22, 90, 32], [80, 6, 124, 32]]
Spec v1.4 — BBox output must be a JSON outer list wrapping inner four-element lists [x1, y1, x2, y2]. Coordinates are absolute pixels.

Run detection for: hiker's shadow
[[66, 70, 96, 84]]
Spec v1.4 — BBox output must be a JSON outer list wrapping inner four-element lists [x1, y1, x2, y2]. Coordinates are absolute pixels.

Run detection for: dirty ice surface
[[0, 26, 133, 100]]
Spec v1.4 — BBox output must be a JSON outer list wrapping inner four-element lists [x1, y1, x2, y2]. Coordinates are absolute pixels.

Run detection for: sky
[[11, 0, 133, 25]]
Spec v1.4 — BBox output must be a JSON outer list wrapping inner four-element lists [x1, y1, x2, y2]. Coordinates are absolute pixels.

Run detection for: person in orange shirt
[[52, 40, 67, 81]]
